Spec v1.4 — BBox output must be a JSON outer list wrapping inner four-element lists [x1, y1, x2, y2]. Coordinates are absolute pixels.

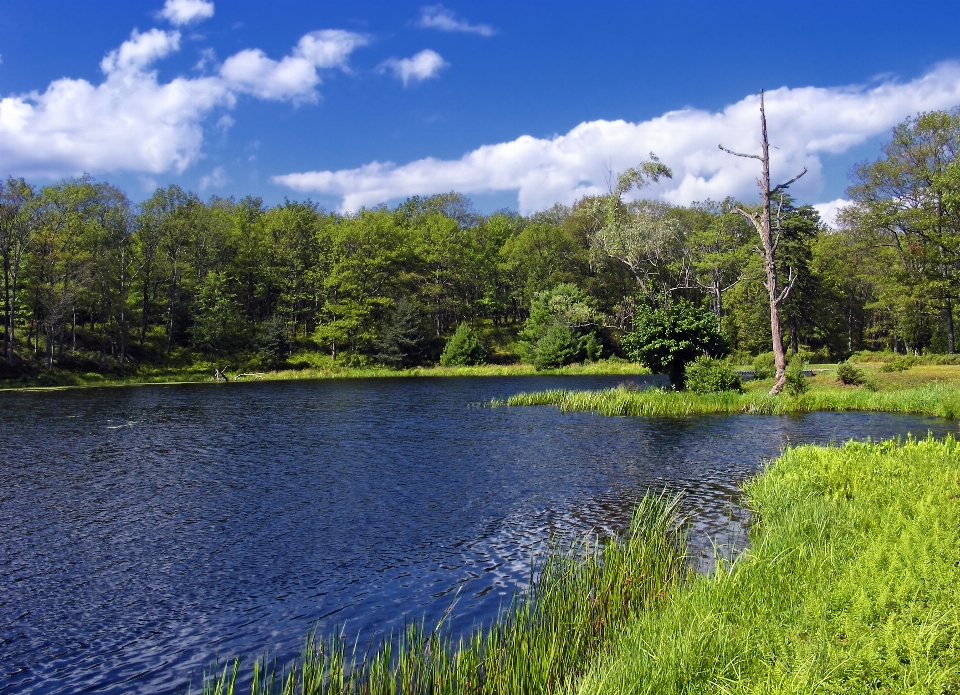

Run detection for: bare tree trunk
[[720, 90, 806, 395]]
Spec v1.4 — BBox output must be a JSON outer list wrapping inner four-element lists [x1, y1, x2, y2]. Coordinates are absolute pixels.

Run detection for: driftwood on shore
[[232, 372, 265, 381]]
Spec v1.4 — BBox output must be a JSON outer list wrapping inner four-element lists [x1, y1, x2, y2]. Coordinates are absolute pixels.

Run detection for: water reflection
[[0, 376, 954, 694]]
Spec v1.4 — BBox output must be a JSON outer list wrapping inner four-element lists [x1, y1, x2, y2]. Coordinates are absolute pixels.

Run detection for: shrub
[[752, 352, 776, 380], [439, 323, 486, 366], [532, 323, 578, 370], [836, 360, 866, 386], [785, 355, 809, 395], [684, 356, 742, 394], [620, 299, 728, 388], [879, 356, 916, 372]]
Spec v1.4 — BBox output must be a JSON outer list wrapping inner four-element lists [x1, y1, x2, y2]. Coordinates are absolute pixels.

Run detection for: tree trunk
[[946, 297, 955, 354], [720, 90, 806, 395]]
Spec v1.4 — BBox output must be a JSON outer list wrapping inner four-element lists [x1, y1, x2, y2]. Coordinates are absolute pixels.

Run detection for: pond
[[1, 375, 955, 694]]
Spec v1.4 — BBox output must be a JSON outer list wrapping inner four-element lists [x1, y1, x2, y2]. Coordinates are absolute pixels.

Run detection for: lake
[[1, 375, 955, 694]]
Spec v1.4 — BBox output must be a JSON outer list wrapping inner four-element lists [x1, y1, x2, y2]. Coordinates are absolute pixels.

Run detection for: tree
[[847, 109, 960, 353], [621, 298, 727, 388], [720, 90, 808, 394], [518, 283, 602, 369], [439, 322, 486, 366], [192, 270, 241, 360], [0, 178, 37, 366], [590, 158, 680, 304]]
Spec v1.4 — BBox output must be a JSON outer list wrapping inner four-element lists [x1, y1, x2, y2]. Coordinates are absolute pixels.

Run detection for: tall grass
[[501, 382, 960, 418], [198, 493, 687, 695], [576, 436, 960, 694]]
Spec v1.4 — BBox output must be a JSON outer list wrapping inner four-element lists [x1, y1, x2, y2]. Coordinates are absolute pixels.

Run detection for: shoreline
[[0, 361, 653, 393]]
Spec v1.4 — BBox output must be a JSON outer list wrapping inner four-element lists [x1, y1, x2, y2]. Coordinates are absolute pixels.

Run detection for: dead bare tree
[[720, 90, 807, 395]]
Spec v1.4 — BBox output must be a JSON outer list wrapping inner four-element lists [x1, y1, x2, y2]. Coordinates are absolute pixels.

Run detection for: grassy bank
[[500, 379, 960, 419], [576, 436, 960, 694], [0, 360, 652, 391], [199, 494, 687, 695]]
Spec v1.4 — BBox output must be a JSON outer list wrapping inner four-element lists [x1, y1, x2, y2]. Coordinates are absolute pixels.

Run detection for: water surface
[[1, 376, 954, 693]]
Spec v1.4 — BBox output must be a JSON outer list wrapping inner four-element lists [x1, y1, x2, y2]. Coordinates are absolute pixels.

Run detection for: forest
[[1, 110, 958, 382]]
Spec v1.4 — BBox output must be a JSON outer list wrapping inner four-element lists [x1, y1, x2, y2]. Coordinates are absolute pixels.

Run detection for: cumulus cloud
[[813, 198, 853, 228], [220, 29, 368, 102], [379, 49, 447, 87], [273, 63, 960, 213], [159, 0, 215, 26], [417, 5, 494, 36], [0, 26, 367, 178]]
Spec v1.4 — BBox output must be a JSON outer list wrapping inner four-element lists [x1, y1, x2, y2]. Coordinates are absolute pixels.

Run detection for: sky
[[2, 1, 960, 224]]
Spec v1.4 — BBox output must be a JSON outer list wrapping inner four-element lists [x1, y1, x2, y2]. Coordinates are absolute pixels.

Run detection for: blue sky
[[2, 0, 960, 222]]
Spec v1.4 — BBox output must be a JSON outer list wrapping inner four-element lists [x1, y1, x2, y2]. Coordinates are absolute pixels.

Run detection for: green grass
[[499, 382, 960, 419], [198, 493, 687, 695], [0, 359, 651, 391], [576, 436, 960, 694]]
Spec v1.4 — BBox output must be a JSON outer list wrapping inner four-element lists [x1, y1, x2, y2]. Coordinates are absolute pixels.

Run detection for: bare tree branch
[[718, 144, 762, 160]]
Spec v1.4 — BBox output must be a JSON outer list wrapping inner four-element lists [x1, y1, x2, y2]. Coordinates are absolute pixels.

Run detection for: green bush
[[785, 355, 809, 395], [752, 352, 775, 380], [620, 299, 728, 388], [439, 323, 486, 366], [532, 323, 578, 370], [836, 360, 866, 386], [879, 355, 917, 372], [684, 356, 742, 394]]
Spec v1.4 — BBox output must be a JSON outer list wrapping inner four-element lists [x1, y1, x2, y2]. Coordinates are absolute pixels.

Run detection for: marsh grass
[[198, 493, 688, 695], [576, 436, 960, 694], [501, 382, 960, 418]]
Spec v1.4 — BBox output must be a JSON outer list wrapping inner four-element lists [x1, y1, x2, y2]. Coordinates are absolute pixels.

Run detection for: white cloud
[[0, 26, 368, 178], [417, 5, 494, 36], [812, 199, 853, 228], [159, 0, 215, 26], [199, 165, 228, 190], [0, 28, 233, 177], [379, 49, 447, 87], [220, 29, 368, 102], [273, 63, 960, 213]]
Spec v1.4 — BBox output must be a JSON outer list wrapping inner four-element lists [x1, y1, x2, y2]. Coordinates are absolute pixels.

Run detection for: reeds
[[501, 382, 960, 419], [198, 492, 688, 695]]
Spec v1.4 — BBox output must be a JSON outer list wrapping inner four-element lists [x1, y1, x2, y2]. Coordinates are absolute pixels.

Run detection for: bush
[[684, 356, 742, 394], [620, 299, 728, 388], [752, 352, 775, 380], [439, 323, 486, 366], [518, 284, 602, 368], [784, 355, 809, 395], [532, 323, 578, 370], [836, 360, 866, 386], [879, 356, 917, 372]]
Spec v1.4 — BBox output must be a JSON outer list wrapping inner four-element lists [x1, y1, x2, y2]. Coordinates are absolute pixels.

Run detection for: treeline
[[0, 110, 958, 376]]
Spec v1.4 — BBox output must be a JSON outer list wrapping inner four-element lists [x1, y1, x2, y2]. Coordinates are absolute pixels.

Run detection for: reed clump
[[501, 382, 960, 419], [199, 493, 688, 695], [576, 436, 960, 694]]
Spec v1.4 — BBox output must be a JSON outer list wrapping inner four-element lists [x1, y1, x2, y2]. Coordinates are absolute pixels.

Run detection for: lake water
[[1, 375, 955, 694]]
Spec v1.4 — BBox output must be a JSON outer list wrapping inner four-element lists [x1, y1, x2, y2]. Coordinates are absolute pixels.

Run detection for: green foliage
[[684, 355, 742, 394], [257, 315, 290, 370], [192, 270, 242, 360], [439, 322, 486, 366], [518, 283, 602, 369], [621, 299, 728, 387], [376, 299, 433, 367], [578, 437, 960, 694], [752, 351, 775, 379], [879, 355, 917, 372], [784, 354, 809, 395], [835, 359, 866, 386]]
